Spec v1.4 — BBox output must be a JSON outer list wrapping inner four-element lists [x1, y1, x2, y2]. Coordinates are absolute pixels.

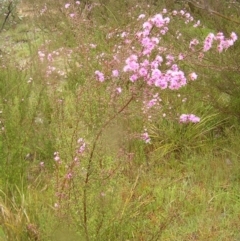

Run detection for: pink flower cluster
[[93, 9, 237, 143], [64, 2, 81, 18], [123, 53, 187, 90], [203, 32, 238, 52], [121, 13, 193, 91], [179, 114, 200, 124], [38, 47, 73, 78], [145, 93, 161, 110]]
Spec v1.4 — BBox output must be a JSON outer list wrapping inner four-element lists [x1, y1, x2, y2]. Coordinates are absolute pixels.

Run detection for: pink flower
[[178, 53, 184, 60], [189, 38, 199, 49], [95, 70, 105, 82], [112, 69, 119, 77], [116, 87, 122, 93], [188, 114, 200, 123], [65, 3, 70, 8], [185, 12, 191, 19], [123, 55, 139, 72], [76, 1, 80, 4], [38, 51, 45, 61], [121, 32, 128, 38], [151, 14, 165, 28], [180, 10, 185, 15], [231, 32, 238, 42], [162, 8, 167, 14], [138, 67, 148, 77], [143, 21, 153, 30], [193, 20, 200, 28], [179, 114, 200, 123], [138, 14, 146, 20], [66, 173, 73, 179], [172, 10, 178, 15], [54, 152, 61, 162], [77, 138, 86, 154], [129, 74, 139, 82], [141, 131, 151, 143], [146, 98, 158, 109], [189, 72, 197, 81], [47, 53, 53, 62], [69, 13, 75, 18], [203, 33, 215, 52]]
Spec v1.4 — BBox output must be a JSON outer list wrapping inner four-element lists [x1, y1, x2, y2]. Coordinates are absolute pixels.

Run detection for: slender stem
[[0, 1, 13, 33], [82, 94, 134, 240]]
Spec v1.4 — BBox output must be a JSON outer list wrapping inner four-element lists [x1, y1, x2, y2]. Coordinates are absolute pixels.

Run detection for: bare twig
[[0, 1, 14, 33], [82, 94, 134, 241], [187, 0, 240, 24]]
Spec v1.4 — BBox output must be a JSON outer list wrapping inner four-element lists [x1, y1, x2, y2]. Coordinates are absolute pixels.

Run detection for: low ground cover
[[0, 0, 240, 240]]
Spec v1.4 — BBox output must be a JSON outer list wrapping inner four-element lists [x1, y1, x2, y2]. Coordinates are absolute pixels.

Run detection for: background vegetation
[[0, 0, 240, 240]]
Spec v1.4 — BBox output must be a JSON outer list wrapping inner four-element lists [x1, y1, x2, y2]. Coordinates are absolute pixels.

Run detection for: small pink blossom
[[179, 114, 200, 123], [54, 152, 61, 162], [69, 13, 75, 18], [138, 67, 148, 77], [129, 74, 139, 82], [77, 138, 86, 154], [189, 72, 197, 81], [138, 14, 146, 20], [38, 51, 45, 61], [189, 38, 199, 49], [178, 53, 184, 60], [231, 32, 238, 42], [151, 14, 165, 28], [143, 21, 153, 30], [180, 10, 185, 15], [162, 9, 167, 14], [116, 87, 122, 93], [66, 173, 73, 179], [172, 10, 178, 15], [203, 33, 215, 52], [112, 69, 119, 77], [120, 32, 128, 38], [141, 131, 151, 143], [76, 1, 80, 4], [193, 20, 200, 28], [185, 12, 191, 19], [95, 70, 105, 82], [65, 3, 70, 8], [47, 53, 53, 62]]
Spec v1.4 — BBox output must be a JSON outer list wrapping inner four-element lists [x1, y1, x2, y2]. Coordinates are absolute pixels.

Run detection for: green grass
[[0, 0, 240, 240]]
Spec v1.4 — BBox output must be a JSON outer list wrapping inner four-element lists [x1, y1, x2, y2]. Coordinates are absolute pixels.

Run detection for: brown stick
[[0, 1, 13, 33], [82, 94, 134, 240]]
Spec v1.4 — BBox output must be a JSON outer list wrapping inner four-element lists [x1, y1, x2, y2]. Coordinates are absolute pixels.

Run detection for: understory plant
[[0, 0, 240, 240], [46, 3, 238, 240]]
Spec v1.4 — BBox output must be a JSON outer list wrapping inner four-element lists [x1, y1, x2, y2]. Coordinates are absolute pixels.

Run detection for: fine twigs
[[0, 1, 14, 33], [82, 94, 134, 241], [187, 0, 240, 25]]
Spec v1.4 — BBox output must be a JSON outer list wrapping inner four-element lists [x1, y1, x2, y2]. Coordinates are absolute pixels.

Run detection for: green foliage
[[148, 111, 225, 159], [0, 0, 240, 240]]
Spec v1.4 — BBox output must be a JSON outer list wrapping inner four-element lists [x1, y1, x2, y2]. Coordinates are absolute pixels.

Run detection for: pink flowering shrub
[[94, 9, 237, 144]]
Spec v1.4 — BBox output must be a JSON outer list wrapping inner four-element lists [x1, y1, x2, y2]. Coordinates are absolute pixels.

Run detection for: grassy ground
[[0, 0, 240, 240]]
